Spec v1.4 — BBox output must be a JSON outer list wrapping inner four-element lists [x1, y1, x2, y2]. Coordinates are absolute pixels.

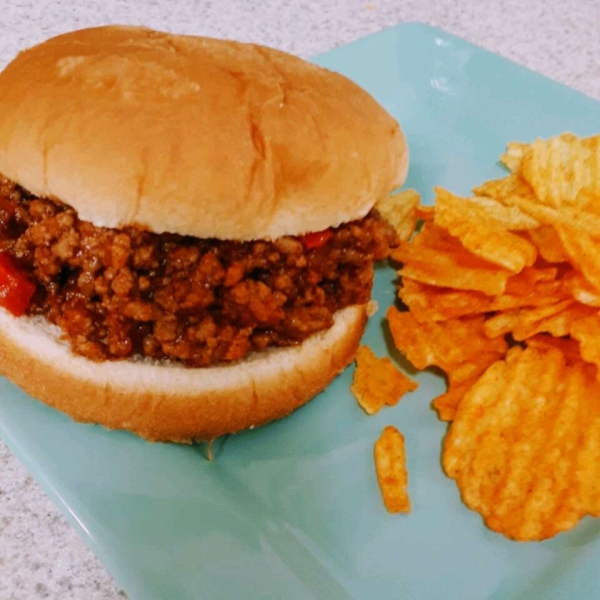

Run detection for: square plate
[[2, 23, 600, 600]]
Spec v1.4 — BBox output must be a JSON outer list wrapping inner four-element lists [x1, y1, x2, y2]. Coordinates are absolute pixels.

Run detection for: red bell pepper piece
[[300, 228, 333, 250], [0, 253, 35, 316]]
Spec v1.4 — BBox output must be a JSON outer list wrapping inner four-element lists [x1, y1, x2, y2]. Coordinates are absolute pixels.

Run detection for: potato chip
[[395, 245, 512, 295], [504, 265, 559, 291], [433, 188, 538, 272], [376, 189, 421, 242], [526, 334, 582, 365], [502, 194, 600, 236], [410, 221, 463, 252], [436, 187, 538, 230], [374, 425, 411, 513], [570, 316, 600, 374], [521, 133, 600, 207], [432, 378, 479, 423], [443, 345, 600, 541], [399, 280, 502, 322], [473, 173, 535, 200], [527, 225, 569, 263], [351, 345, 418, 415], [574, 187, 600, 215], [399, 278, 566, 323], [563, 271, 600, 306], [556, 224, 600, 292], [401, 222, 523, 293], [483, 300, 573, 339], [432, 351, 504, 421], [514, 303, 596, 340], [499, 141, 530, 173], [387, 307, 507, 372]]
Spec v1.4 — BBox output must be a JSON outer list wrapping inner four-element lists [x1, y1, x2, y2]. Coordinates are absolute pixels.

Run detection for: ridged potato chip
[[443, 345, 600, 541], [521, 133, 600, 207], [432, 378, 478, 423], [502, 194, 600, 236], [351, 346, 418, 415], [374, 425, 411, 513], [399, 278, 566, 323], [512, 264, 557, 281], [387, 307, 507, 372], [526, 334, 582, 365], [394, 244, 512, 295], [434, 188, 538, 272], [411, 221, 470, 251], [499, 141, 530, 173], [473, 173, 534, 200], [513, 302, 596, 340], [527, 225, 569, 263], [503, 265, 560, 292], [563, 271, 600, 306], [432, 351, 504, 421], [483, 300, 573, 339], [376, 190, 421, 242], [436, 188, 538, 230], [556, 224, 600, 292], [399, 281, 501, 322], [570, 316, 600, 375], [399, 279, 501, 322]]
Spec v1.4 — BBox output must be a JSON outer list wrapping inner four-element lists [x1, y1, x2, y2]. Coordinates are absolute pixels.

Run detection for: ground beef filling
[[0, 176, 396, 367]]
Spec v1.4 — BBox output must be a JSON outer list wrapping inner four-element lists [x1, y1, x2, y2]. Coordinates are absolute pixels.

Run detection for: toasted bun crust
[[0, 304, 367, 442], [0, 26, 408, 240]]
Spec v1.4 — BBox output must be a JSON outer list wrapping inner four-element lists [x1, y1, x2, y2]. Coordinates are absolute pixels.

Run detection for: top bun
[[0, 26, 407, 240]]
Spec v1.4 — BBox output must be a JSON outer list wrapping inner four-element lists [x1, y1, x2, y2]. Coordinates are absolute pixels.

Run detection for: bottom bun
[[0, 304, 367, 442]]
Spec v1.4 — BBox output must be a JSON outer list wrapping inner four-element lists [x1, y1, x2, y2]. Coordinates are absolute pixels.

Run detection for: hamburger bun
[[0, 25, 408, 240], [0, 304, 367, 442]]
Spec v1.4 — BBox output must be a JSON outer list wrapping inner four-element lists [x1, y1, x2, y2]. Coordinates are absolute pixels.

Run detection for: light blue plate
[[2, 23, 600, 600]]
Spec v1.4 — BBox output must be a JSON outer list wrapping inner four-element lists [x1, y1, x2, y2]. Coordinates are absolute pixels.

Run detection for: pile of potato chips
[[378, 132, 600, 540]]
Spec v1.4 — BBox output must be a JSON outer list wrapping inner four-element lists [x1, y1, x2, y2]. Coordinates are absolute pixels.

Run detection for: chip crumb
[[374, 425, 411, 514]]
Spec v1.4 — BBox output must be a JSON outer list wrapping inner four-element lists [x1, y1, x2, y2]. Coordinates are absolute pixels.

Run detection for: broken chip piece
[[351, 345, 418, 415], [374, 425, 411, 514]]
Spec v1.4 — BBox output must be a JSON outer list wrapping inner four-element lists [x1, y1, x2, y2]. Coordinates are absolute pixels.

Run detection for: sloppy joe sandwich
[[0, 26, 408, 442]]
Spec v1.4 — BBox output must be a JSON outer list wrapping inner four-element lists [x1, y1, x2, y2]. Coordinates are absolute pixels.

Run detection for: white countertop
[[1, 1, 599, 598]]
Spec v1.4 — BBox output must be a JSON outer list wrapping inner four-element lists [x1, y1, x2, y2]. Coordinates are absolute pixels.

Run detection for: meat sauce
[[0, 175, 396, 366]]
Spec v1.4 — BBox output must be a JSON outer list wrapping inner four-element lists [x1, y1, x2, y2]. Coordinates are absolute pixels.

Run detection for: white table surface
[[1, 1, 599, 598]]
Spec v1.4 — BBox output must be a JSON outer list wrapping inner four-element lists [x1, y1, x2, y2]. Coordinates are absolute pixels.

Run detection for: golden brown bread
[[0, 304, 367, 442], [0, 25, 408, 240]]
